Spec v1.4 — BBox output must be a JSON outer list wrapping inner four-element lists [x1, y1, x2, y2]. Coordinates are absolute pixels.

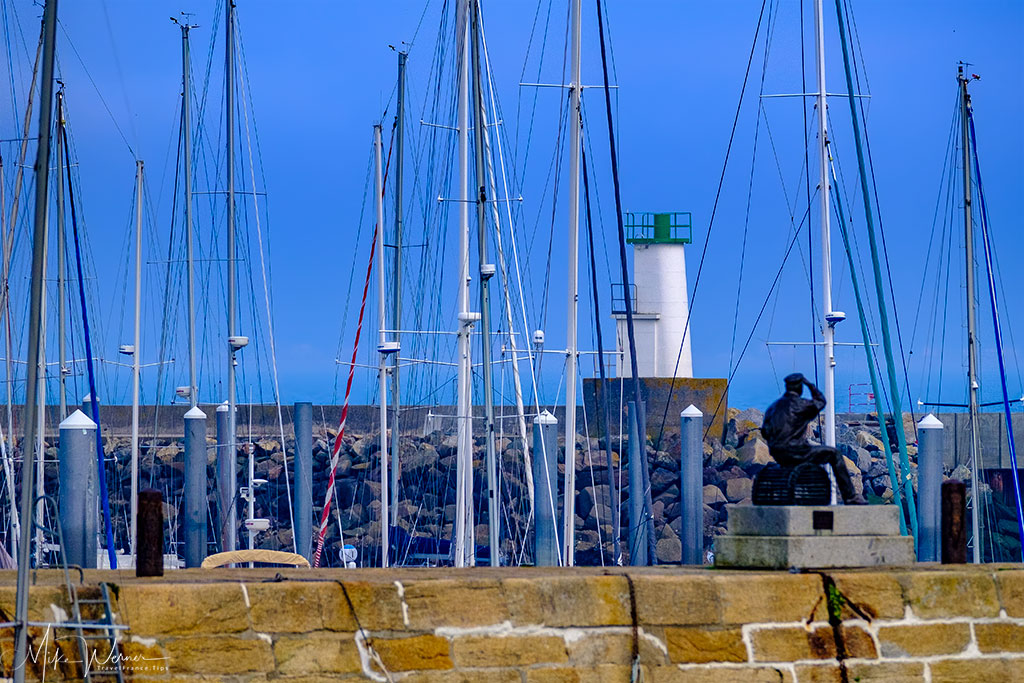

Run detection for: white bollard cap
[[59, 409, 96, 431], [534, 410, 557, 425], [917, 413, 944, 430], [681, 404, 703, 418], [185, 406, 208, 420]]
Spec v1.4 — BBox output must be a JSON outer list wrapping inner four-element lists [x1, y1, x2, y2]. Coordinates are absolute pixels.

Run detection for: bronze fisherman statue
[[762, 373, 867, 505]]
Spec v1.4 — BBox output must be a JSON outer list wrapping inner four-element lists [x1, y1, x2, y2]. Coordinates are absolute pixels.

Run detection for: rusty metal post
[[137, 489, 164, 577], [941, 479, 967, 564]]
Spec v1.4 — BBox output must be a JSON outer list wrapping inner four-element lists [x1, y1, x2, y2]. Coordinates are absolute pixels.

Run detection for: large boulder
[[725, 477, 753, 503], [703, 484, 727, 506], [737, 437, 773, 468], [655, 524, 682, 564]]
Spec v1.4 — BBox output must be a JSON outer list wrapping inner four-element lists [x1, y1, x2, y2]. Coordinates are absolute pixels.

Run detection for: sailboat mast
[[224, 0, 238, 554], [374, 124, 390, 568], [959, 65, 982, 563], [390, 50, 406, 526], [130, 160, 143, 556], [177, 19, 198, 408], [454, 0, 474, 568], [813, 0, 836, 448], [469, 0, 500, 567], [562, 0, 582, 566], [55, 90, 66, 419], [14, 0, 58, 677]]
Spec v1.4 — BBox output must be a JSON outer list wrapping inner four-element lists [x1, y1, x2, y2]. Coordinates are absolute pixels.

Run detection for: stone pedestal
[[715, 505, 915, 569]]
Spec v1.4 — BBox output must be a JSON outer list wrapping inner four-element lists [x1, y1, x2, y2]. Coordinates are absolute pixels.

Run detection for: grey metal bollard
[[532, 410, 559, 566], [293, 402, 313, 561], [681, 404, 704, 565], [59, 410, 98, 568], [82, 393, 100, 424], [183, 406, 208, 568], [628, 401, 648, 566], [215, 401, 236, 554], [916, 413, 944, 562]]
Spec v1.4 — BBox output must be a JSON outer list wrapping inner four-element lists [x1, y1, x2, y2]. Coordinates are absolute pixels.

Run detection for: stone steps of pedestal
[[714, 533, 915, 569], [725, 504, 903, 537]]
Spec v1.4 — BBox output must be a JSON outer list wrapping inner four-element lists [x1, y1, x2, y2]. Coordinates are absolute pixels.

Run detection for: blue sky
[[0, 0, 1021, 417]]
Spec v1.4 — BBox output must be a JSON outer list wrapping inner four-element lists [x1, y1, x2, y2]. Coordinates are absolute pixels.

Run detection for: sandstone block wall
[[1, 565, 1023, 681]]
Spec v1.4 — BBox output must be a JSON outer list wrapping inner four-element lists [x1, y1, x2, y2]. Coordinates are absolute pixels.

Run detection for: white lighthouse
[[613, 211, 693, 379]]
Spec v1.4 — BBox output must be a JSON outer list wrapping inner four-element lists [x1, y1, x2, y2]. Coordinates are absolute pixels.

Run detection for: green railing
[[624, 211, 692, 244]]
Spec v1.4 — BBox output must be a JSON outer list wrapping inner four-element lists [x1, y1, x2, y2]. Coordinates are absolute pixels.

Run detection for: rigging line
[[581, 141, 620, 565], [54, 19, 134, 158], [236, 22, 297, 553], [313, 133, 395, 568], [595, 0, 656, 565], [479, 9, 540, 411], [800, 0, 819, 387], [149, 94, 186, 487], [728, 22, 772, 379], [910, 94, 960, 352], [839, 0, 915, 435], [834, 0, 917, 540], [334, 141, 375, 401], [62, 113, 118, 569], [969, 108, 1024, 560], [703, 204, 813, 441], [830, 169, 907, 533], [653, 0, 770, 450]]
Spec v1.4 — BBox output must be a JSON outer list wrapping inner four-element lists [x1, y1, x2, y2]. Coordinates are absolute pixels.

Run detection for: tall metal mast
[[453, 0, 474, 568], [469, 0, 500, 567], [959, 65, 982, 563], [130, 160, 143, 556], [373, 124, 390, 568], [177, 16, 198, 408], [224, 0, 238, 553], [14, 0, 58, 678], [813, 0, 836, 448], [562, 0, 582, 566], [390, 50, 406, 526], [55, 89, 66, 419]]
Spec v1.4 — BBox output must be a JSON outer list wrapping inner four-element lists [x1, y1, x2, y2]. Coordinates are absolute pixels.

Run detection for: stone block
[[117, 583, 249, 636], [645, 665, 794, 683], [370, 634, 452, 671], [904, 571, 1000, 618], [526, 667, 582, 683], [566, 632, 666, 667], [714, 573, 827, 623], [792, 663, 843, 683], [402, 578, 507, 629], [974, 622, 1024, 653], [716, 533, 914, 569], [995, 569, 1024, 617], [274, 633, 361, 674], [829, 571, 906, 619], [163, 636, 274, 674], [633, 575, 719, 625], [725, 504, 902, 536], [247, 581, 354, 632], [503, 574, 631, 627], [748, 625, 836, 661], [398, 668, 520, 683], [876, 622, 971, 657], [840, 624, 877, 658], [664, 627, 745, 663], [929, 657, 1024, 683], [844, 661, 926, 683], [451, 634, 567, 667]]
